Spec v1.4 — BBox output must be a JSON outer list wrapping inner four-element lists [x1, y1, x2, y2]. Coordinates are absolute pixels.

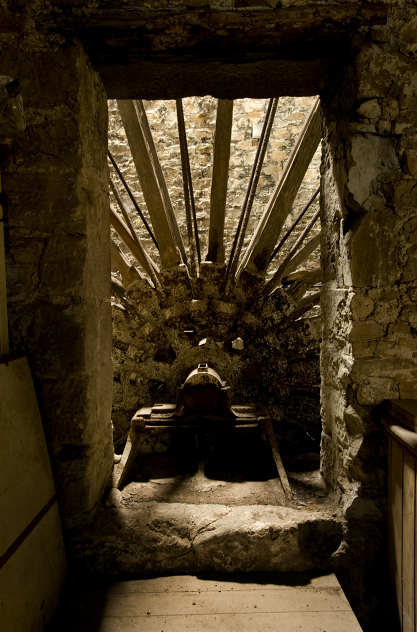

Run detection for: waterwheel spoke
[[239, 97, 321, 277], [117, 99, 185, 269], [264, 231, 321, 296], [176, 98, 200, 277], [108, 150, 158, 250], [110, 175, 163, 290], [110, 238, 142, 287], [225, 98, 279, 295], [206, 99, 234, 264], [110, 205, 163, 288], [269, 187, 319, 264]]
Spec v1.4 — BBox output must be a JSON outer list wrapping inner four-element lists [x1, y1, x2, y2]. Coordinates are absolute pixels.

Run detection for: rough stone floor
[[65, 572, 362, 631]]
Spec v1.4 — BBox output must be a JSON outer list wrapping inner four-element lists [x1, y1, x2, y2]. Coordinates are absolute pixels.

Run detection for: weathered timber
[[110, 205, 162, 286], [280, 290, 321, 327], [110, 238, 142, 288], [117, 99, 183, 268], [108, 150, 158, 249], [110, 177, 163, 292], [240, 97, 321, 276], [259, 414, 293, 501], [206, 99, 233, 264], [265, 210, 320, 293], [280, 232, 321, 280], [176, 98, 199, 277], [226, 98, 278, 296], [282, 267, 323, 286], [0, 168, 8, 356], [265, 232, 321, 297], [269, 187, 320, 263]]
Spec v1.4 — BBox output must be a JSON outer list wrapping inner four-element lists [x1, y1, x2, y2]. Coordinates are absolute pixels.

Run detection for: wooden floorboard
[[69, 573, 362, 632]]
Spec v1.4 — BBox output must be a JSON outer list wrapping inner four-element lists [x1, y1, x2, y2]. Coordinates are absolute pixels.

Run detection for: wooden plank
[[403, 449, 415, 632], [392, 440, 404, 629], [0, 167, 9, 356], [117, 99, 182, 269], [82, 573, 341, 595], [240, 97, 321, 276], [71, 611, 362, 632], [74, 586, 353, 617], [207, 99, 233, 264]]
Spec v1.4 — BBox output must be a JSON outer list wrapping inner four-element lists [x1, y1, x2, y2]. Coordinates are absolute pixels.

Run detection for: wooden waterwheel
[[109, 97, 322, 470]]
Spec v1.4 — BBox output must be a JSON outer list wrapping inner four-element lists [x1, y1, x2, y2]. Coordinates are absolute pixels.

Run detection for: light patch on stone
[[348, 134, 400, 209], [232, 337, 244, 350]]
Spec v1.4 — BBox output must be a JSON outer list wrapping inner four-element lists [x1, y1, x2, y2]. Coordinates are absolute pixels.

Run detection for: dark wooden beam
[[207, 99, 233, 264]]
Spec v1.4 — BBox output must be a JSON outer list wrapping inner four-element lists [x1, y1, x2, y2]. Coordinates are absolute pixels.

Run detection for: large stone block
[[348, 210, 400, 287]]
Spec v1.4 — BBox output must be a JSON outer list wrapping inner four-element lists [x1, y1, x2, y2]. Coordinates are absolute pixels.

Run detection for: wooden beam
[[110, 176, 163, 291], [264, 232, 321, 296], [108, 150, 158, 249], [240, 97, 321, 276], [176, 98, 199, 278], [110, 205, 162, 286], [0, 167, 8, 356], [110, 239, 142, 287], [269, 187, 319, 264], [226, 98, 278, 296], [282, 267, 323, 285], [206, 99, 233, 264], [117, 99, 184, 269]]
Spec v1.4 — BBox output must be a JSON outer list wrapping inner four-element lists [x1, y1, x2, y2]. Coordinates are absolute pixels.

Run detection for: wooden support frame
[[206, 99, 234, 264], [240, 97, 321, 277], [117, 99, 185, 269]]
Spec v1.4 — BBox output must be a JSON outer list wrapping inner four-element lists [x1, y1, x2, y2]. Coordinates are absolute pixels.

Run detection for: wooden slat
[[207, 99, 233, 263], [71, 611, 363, 632], [403, 449, 415, 632], [240, 97, 321, 276], [82, 573, 341, 595], [117, 99, 182, 269], [0, 167, 8, 356], [392, 440, 404, 629], [70, 574, 362, 632]]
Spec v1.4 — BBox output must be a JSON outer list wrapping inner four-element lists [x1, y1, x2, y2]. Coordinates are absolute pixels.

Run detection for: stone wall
[[108, 96, 321, 279], [320, 0, 417, 621], [0, 30, 113, 529]]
